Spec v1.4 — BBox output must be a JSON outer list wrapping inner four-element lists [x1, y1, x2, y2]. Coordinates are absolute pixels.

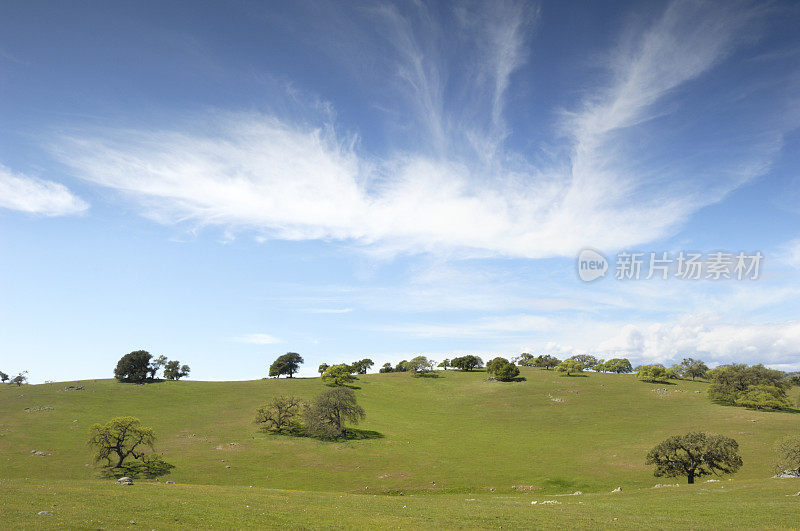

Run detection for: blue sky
[[1, 0, 800, 382]]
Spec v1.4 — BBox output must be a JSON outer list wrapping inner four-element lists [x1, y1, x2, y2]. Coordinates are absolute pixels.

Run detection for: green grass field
[[1, 368, 799, 528]]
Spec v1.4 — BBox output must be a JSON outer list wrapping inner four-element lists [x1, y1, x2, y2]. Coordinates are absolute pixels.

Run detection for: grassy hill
[[1, 368, 799, 528]]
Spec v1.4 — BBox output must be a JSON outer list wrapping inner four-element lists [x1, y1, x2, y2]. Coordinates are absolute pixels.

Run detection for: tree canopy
[[556, 359, 584, 376], [680, 358, 709, 380], [733, 384, 791, 410], [775, 435, 800, 476], [350, 359, 374, 375], [322, 364, 356, 386], [114, 350, 152, 383], [568, 354, 599, 371], [302, 387, 365, 439], [493, 361, 520, 382], [163, 360, 190, 380], [451, 355, 483, 371], [603, 358, 633, 374], [269, 352, 304, 378], [255, 396, 303, 435], [637, 364, 669, 383], [646, 432, 742, 484], [533, 355, 560, 370], [408, 356, 434, 375], [707, 363, 790, 408]]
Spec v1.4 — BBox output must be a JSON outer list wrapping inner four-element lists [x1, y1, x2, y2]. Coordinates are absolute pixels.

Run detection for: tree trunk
[[687, 471, 695, 484]]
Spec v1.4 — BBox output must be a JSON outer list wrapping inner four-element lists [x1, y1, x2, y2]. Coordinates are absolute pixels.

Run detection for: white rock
[[611, 487, 622, 493]]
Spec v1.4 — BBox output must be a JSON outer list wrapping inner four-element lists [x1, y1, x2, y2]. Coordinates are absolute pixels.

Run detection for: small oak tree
[[534, 355, 560, 370], [269, 352, 304, 378], [637, 365, 669, 383], [163, 360, 190, 380], [408, 356, 434, 375], [451, 355, 483, 371], [775, 435, 800, 476], [302, 387, 365, 439], [87, 416, 173, 479], [556, 359, 584, 376], [494, 361, 520, 382], [646, 432, 742, 484], [322, 364, 356, 386], [568, 354, 598, 371], [255, 396, 303, 434], [604, 358, 633, 374], [680, 358, 709, 380], [114, 350, 152, 383], [148, 355, 168, 379], [351, 359, 374, 375], [734, 384, 791, 410]]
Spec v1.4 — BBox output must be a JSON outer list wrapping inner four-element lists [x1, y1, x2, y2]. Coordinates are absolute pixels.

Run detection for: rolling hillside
[[1, 368, 799, 528]]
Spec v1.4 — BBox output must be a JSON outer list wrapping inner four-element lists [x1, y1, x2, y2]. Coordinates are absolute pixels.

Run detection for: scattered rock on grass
[[117, 477, 133, 485], [611, 487, 621, 493], [37, 511, 52, 516]]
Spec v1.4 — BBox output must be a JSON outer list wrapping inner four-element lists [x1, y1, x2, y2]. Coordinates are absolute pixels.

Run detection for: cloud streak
[[0, 164, 87, 216], [51, 1, 792, 259]]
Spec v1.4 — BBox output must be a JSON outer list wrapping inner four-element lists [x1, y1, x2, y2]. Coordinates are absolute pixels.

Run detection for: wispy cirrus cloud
[[51, 1, 793, 259], [0, 164, 87, 216]]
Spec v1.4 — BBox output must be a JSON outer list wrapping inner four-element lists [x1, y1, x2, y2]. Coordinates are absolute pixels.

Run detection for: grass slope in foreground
[[1, 368, 799, 528]]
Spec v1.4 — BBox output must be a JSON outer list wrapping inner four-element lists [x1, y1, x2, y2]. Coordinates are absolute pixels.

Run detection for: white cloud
[[0, 164, 87, 216], [234, 333, 283, 345], [529, 314, 800, 369], [593, 316, 800, 368], [50, 1, 787, 259]]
